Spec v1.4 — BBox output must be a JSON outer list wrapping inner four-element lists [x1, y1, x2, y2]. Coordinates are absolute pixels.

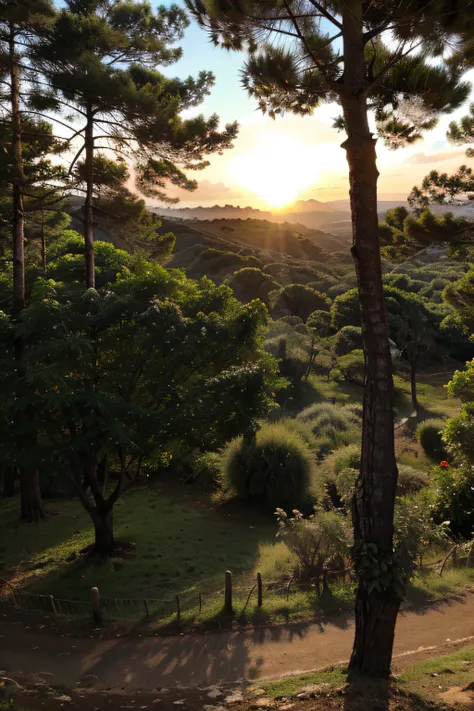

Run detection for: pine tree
[[35, 0, 237, 288], [0, 0, 57, 521], [185, 0, 474, 675]]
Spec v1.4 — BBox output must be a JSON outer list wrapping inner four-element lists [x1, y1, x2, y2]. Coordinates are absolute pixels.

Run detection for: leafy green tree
[[225, 267, 279, 305], [271, 283, 330, 322], [36, 0, 238, 288], [331, 288, 360, 331], [385, 289, 434, 412], [12, 256, 278, 554], [306, 310, 332, 338]]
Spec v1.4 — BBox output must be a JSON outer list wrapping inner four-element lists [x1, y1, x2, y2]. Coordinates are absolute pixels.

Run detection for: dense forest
[[1, 0, 474, 687]]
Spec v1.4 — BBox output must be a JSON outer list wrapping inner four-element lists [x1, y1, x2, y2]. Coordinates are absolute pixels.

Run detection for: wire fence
[[0, 571, 353, 626], [2, 544, 469, 627]]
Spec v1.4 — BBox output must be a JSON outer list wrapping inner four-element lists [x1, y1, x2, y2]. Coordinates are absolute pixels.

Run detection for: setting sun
[[227, 133, 319, 208]]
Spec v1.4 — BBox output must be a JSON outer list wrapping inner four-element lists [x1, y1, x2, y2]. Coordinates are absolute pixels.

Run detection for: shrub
[[190, 452, 222, 492], [416, 418, 446, 460], [432, 464, 474, 538], [306, 310, 332, 338], [225, 267, 280, 305], [276, 507, 352, 590], [333, 326, 363, 357], [332, 350, 365, 385], [271, 284, 331, 322], [221, 423, 316, 511], [297, 402, 351, 434], [397, 464, 428, 494], [394, 494, 446, 583]]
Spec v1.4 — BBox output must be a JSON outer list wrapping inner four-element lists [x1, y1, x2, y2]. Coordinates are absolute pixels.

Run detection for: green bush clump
[[331, 349, 365, 385], [396, 464, 429, 493], [416, 418, 447, 460], [297, 402, 351, 432], [191, 452, 222, 492], [333, 326, 363, 357], [221, 423, 316, 511]]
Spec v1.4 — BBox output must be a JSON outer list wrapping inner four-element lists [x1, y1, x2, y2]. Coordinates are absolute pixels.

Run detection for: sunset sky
[[160, 11, 474, 209]]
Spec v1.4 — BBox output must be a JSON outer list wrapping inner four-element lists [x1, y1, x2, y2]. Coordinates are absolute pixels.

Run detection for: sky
[[155, 6, 474, 210]]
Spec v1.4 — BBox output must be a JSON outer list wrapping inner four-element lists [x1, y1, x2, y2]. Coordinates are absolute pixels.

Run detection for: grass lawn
[[262, 646, 474, 702], [1, 483, 473, 629], [0, 366, 468, 629]]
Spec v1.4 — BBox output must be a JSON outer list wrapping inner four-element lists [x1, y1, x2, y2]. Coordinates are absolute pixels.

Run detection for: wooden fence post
[[225, 570, 232, 614], [143, 599, 150, 619], [49, 595, 58, 615], [176, 594, 181, 623], [199, 592, 202, 613], [91, 586, 102, 625], [257, 572, 263, 608]]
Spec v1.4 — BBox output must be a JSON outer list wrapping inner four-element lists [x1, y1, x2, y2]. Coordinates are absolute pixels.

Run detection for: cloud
[[404, 149, 466, 165], [167, 179, 255, 203]]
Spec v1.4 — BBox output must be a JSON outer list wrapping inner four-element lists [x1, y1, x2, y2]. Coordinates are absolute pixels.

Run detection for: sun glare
[[228, 134, 318, 208]]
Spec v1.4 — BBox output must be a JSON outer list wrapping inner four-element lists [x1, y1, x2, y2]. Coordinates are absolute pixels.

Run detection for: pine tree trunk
[[341, 0, 400, 678], [9, 33, 45, 523], [84, 104, 95, 289], [92, 507, 114, 556], [10, 37, 25, 317], [410, 359, 419, 413]]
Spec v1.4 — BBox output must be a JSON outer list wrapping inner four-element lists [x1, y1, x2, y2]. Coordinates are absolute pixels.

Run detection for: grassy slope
[[1, 370, 471, 627]]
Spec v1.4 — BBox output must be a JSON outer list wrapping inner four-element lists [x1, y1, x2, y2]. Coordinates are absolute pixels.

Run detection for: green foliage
[[221, 422, 316, 512], [432, 463, 474, 538], [297, 402, 352, 434], [331, 288, 360, 330], [306, 309, 332, 338], [225, 267, 279, 305], [275, 507, 351, 587], [397, 464, 429, 494], [46, 231, 132, 286], [331, 349, 365, 385], [394, 494, 445, 583], [333, 326, 363, 357], [0, 246, 280, 549], [271, 283, 331, 322], [189, 451, 222, 492], [416, 419, 447, 461]]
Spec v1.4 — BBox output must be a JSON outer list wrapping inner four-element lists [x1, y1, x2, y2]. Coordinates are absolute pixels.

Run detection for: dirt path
[[0, 592, 473, 691]]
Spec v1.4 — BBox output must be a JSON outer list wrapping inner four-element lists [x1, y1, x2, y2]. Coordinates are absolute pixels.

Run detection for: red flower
[[440, 461, 449, 468]]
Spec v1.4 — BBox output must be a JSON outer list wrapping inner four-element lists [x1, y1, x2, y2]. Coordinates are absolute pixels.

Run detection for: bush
[[297, 402, 351, 434], [306, 310, 332, 338], [332, 349, 365, 385], [432, 464, 474, 538], [190, 452, 222, 492], [225, 267, 280, 305], [397, 464, 428, 494], [416, 418, 446, 460], [221, 423, 316, 511], [333, 326, 363, 357], [271, 284, 331, 322], [276, 507, 352, 589], [316, 443, 361, 503]]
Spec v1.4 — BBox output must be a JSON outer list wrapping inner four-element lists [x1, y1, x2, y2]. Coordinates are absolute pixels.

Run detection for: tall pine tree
[[36, 0, 237, 288], [185, 0, 474, 675], [0, 0, 57, 521]]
